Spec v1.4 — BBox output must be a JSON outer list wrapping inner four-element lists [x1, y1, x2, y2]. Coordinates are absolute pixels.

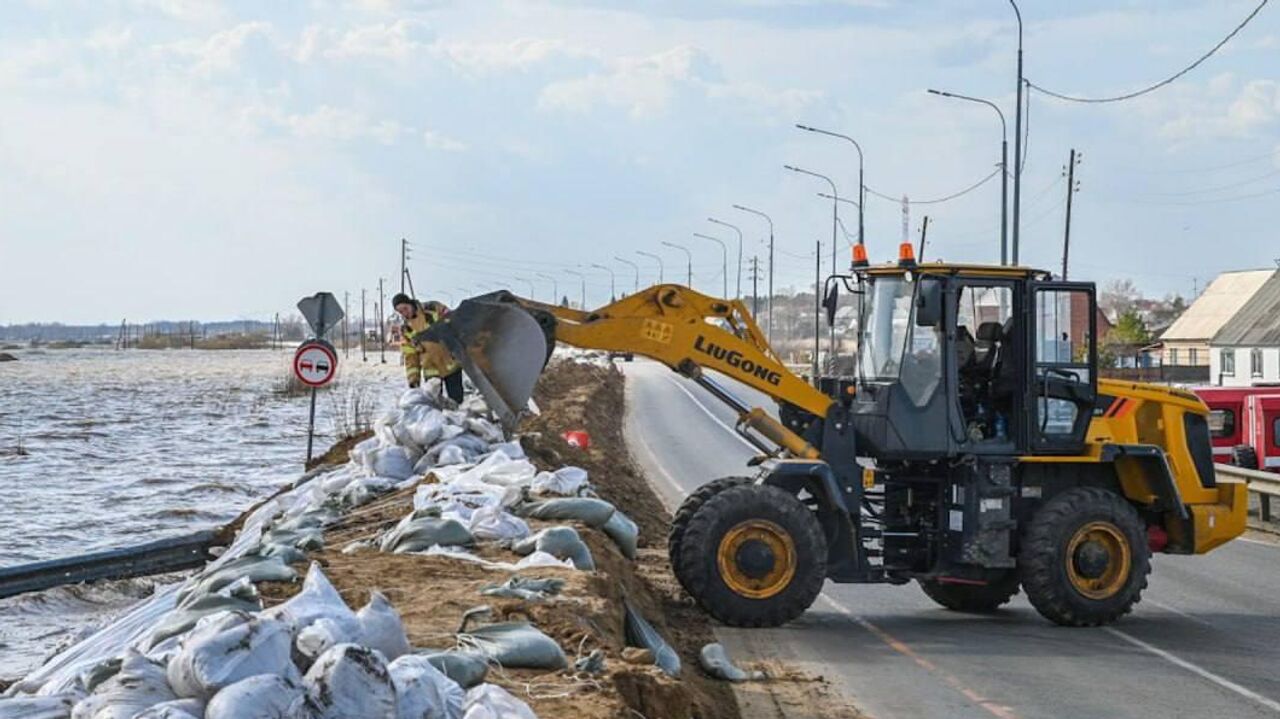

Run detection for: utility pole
[[1062, 148, 1081, 280], [343, 291, 350, 357], [400, 238, 407, 294], [749, 256, 761, 318], [378, 278, 386, 363], [361, 288, 368, 362], [813, 241, 821, 387], [918, 216, 930, 262], [1010, 0, 1025, 265]]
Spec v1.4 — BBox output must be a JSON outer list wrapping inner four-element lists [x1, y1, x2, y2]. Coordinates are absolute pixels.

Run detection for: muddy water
[[0, 347, 401, 678]]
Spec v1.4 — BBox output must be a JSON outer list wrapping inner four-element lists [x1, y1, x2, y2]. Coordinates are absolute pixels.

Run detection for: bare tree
[[1099, 279, 1141, 318]]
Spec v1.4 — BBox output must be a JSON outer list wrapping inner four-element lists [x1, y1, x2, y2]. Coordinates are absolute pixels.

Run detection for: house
[[1159, 269, 1273, 367], [1209, 270, 1280, 387]]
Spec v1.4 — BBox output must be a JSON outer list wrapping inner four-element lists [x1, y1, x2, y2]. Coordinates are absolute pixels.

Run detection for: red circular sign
[[293, 340, 338, 387]]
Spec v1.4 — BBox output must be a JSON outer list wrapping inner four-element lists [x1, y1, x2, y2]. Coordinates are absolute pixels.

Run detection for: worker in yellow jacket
[[392, 293, 464, 403]]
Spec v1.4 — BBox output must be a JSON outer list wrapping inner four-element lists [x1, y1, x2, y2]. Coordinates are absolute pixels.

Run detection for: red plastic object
[[1147, 525, 1169, 553], [562, 430, 591, 449]]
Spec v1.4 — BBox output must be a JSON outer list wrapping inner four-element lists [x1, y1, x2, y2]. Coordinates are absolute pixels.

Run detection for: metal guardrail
[[0, 530, 220, 600], [1216, 462, 1280, 522]]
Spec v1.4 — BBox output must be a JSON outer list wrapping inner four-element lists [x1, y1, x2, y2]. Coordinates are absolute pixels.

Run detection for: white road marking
[[1145, 598, 1214, 627], [1239, 536, 1280, 548], [629, 419, 690, 511], [1105, 628, 1280, 713], [665, 377, 759, 451]]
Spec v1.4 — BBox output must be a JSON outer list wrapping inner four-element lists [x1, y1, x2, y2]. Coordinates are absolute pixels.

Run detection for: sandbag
[[601, 509, 639, 559], [512, 526, 593, 571], [71, 649, 177, 719], [434, 445, 468, 467], [381, 511, 475, 554], [461, 684, 536, 719], [132, 698, 206, 718], [623, 599, 680, 678], [698, 642, 765, 682], [78, 657, 122, 693], [146, 586, 262, 650], [464, 418, 504, 444], [205, 674, 308, 719], [485, 441, 525, 460], [530, 467, 588, 497], [463, 504, 529, 542], [0, 694, 78, 719], [358, 591, 412, 660], [388, 655, 466, 719], [419, 652, 489, 690], [166, 614, 296, 699], [304, 644, 397, 719], [479, 576, 564, 602], [339, 476, 399, 508], [519, 497, 616, 527], [459, 622, 567, 670], [350, 436, 383, 469], [372, 446, 421, 481], [263, 563, 361, 643], [295, 617, 359, 667], [176, 554, 297, 604], [401, 406, 447, 448]]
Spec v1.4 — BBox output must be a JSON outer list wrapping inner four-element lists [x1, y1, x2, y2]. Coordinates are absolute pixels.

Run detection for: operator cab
[[831, 262, 1099, 461]]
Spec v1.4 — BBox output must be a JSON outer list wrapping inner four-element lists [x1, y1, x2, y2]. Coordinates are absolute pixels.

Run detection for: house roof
[[1213, 271, 1280, 347], [1160, 269, 1274, 342]]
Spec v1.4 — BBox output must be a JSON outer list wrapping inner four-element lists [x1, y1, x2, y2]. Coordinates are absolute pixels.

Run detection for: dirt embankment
[[260, 361, 740, 718]]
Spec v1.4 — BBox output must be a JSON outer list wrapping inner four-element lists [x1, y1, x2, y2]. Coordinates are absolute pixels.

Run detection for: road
[[622, 359, 1280, 719]]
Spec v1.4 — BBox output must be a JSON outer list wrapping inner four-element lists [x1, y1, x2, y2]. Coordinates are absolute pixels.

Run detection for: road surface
[[622, 359, 1280, 719]]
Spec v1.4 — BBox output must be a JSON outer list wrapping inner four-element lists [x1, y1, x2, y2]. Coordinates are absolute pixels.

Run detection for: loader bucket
[[422, 292, 555, 430]]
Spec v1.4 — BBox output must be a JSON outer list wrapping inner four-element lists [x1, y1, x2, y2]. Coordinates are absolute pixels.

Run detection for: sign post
[[295, 293, 344, 464]]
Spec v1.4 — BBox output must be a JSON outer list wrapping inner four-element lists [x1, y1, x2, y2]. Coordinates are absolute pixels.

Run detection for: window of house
[[1190, 348, 1199, 365], [1222, 349, 1236, 375], [1208, 409, 1235, 439], [1252, 348, 1263, 377], [1169, 348, 1180, 365], [1274, 417, 1280, 447]]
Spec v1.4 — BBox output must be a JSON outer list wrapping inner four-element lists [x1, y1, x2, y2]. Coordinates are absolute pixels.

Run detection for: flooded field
[[0, 347, 400, 677]]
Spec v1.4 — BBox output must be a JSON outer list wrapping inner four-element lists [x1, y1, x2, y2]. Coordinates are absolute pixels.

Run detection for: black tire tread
[[668, 477, 753, 583], [1019, 486, 1150, 627], [676, 484, 826, 628], [1233, 444, 1259, 470], [918, 572, 1020, 613]]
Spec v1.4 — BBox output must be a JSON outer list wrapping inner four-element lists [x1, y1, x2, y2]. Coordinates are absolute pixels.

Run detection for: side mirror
[[823, 282, 840, 327], [915, 278, 943, 327]]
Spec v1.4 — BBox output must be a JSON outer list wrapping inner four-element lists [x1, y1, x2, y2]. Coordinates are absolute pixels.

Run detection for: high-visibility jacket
[[401, 302, 458, 382]]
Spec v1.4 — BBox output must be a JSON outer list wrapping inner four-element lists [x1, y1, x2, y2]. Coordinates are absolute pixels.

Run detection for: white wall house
[[1209, 346, 1280, 387], [1209, 271, 1280, 387]]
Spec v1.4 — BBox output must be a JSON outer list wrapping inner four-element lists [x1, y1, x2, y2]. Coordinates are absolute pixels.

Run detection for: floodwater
[[0, 347, 400, 678]]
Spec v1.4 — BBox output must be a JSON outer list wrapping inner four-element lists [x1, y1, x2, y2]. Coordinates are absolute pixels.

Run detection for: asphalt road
[[622, 359, 1280, 719]]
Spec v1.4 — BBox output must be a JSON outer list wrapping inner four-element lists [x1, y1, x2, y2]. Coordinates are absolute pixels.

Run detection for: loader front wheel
[[676, 484, 826, 627], [918, 571, 1020, 613], [1020, 487, 1150, 627], [669, 476, 753, 592]]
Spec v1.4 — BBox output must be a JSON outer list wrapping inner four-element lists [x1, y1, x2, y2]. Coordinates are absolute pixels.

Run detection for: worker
[[392, 293, 464, 403]]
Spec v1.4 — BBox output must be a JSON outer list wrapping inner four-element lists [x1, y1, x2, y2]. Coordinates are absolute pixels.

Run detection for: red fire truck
[[1192, 386, 1280, 471]]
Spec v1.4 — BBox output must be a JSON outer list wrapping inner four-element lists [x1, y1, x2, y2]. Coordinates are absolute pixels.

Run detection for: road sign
[[297, 292, 345, 338], [294, 340, 338, 387]]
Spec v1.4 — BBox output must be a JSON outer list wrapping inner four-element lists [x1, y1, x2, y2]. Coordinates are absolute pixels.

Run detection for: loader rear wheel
[[669, 477, 753, 591], [1019, 487, 1150, 627], [676, 484, 826, 627], [918, 571, 1020, 613], [1232, 445, 1259, 470]]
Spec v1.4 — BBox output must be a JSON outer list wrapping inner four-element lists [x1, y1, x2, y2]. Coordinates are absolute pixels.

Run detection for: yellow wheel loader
[[423, 255, 1246, 627]]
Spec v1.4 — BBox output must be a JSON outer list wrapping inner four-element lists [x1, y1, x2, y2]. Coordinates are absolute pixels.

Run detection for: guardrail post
[[1263, 495, 1272, 523]]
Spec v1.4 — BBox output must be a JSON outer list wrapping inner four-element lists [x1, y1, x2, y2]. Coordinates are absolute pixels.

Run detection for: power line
[[865, 167, 1002, 205], [1028, 0, 1270, 104]]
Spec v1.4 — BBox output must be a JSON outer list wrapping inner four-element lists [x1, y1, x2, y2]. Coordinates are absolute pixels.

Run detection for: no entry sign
[[294, 340, 338, 387]]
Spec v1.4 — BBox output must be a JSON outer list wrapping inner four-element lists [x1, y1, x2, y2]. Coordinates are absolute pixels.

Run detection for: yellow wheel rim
[[1065, 521, 1132, 600], [716, 519, 797, 599]]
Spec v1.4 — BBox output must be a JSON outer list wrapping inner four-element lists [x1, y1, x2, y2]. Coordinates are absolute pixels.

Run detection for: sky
[[1, 0, 1278, 324]]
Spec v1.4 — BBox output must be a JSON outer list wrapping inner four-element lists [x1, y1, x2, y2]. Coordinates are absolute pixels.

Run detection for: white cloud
[[432, 37, 589, 75], [163, 21, 273, 76], [243, 103, 408, 145], [322, 19, 430, 62], [1158, 78, 1280, 141], [422, 129, 467, 151]]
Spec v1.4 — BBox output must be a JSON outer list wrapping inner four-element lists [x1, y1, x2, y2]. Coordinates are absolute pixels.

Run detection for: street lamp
[[707, 217, 743, 299], [785, 164, 841, 364], [590, 263, 616, 302], [1010, 0, 1024, 265], [516, 277, 536, 297], [929, 88, 1009, 266], [734, 204, 775, 342], [660, 241, 693, 288], [614, 256, 640, 294], [636, 250, 664, 284], [796, 124, 865, 248], [692, 232, 728, 298], [565, 269, 586, 309], [536, 272, 558, 305]]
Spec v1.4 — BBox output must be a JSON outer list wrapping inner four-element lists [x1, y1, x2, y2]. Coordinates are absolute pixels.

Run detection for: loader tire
[[1019, 487, 1150, 627], [1232, 445, 1259, 470], [669, 476, 754, 590], [918, 571, 1020, 613], [676, 484, 826, 627]]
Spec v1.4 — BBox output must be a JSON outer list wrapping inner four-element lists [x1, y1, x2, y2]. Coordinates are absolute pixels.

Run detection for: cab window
[[1208, 409, 1235, 439]]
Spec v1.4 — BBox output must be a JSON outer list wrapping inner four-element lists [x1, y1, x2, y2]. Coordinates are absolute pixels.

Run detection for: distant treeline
[[0, 320, 279, 343]]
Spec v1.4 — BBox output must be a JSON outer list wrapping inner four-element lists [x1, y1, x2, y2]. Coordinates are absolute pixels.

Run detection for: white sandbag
[[166, 614, 295, 699], [0, 694, 78, 719], [357, 592, 411, 660], [296, 617, 358, 666], [205, 674, 308, 719], [176, 555, 297, 604], [463, 504, 529, 542], [486, 441, 525, 460], [339, 476, 399, 508], [512, 527, 594, 571], [402, 406, 447, 448], [71, 649, 176, 719], [529, 467, 588, 497], [132, 698, 206, 718], [464, 418, 504, 444], [351, 436, 384, 471], [372, 446, 421, 480], [461, 684, 537, 719], [388, 655, 466, 719], [145, 583, 261, 650], [436, 445, 468, 466], [439, 425, 465, 441], [304, 644, 397, 719], [380, 510, 475, 554], [262, 563, 361, 643], [601, 509, 639, 560]]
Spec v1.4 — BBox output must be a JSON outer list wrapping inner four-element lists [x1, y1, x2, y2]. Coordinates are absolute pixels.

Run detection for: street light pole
[[785, 164, 840, 364], [661, 242, 693, 288], [927, 88, 1009, 265], [707, 218, 743, 299], [733, 204, 774, 342], [565, 269, 586, 309], [796, 124, 865, 248], [1010, 0, 1024, 266], [536, 272, 558, 305], [590, 263, 616, 302], [693, 233, 728, 299], [636, 251, 664, 284], [614, 256, 640, 294], [516, 277, 536, 297]]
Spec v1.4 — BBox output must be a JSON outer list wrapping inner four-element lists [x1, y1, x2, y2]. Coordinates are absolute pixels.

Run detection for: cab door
[[1030, 282, 1097, 454]]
